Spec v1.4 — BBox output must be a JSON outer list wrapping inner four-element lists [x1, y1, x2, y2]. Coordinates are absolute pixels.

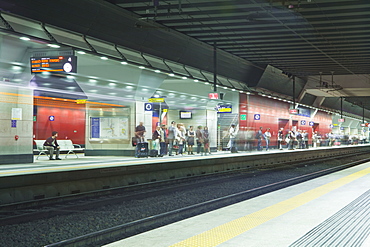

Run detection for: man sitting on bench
[[43, 131, 61, 160]]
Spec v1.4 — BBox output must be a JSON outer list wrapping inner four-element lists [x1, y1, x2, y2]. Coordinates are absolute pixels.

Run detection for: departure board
[[30, 56, 77, 74]]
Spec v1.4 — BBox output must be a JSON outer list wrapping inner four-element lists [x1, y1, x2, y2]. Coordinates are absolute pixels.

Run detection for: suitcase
[[136, 142, 148, 158], [231, 147, 238, 153], [149, 149, 158, 157]]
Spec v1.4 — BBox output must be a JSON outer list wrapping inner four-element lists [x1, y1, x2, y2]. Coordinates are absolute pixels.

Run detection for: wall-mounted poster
[[90, 117, 129, 139]]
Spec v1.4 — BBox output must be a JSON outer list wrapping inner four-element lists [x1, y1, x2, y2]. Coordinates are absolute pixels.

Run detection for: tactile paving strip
[[290, 189, 370, 247]]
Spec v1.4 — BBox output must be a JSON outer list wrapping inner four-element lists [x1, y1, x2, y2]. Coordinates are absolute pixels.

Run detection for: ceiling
[[105, 0, 370, 111], [107, 0, 370, 77]]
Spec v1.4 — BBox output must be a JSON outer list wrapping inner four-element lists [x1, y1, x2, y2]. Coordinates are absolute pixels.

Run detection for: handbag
[[285, 137, 290, 143]]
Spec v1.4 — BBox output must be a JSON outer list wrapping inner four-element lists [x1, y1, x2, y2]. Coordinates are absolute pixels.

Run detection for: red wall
[[33, 99, 86, 145], [244, 95, 332, 146]]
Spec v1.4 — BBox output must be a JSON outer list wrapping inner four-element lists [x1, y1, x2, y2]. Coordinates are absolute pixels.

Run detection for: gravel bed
[[0, 158, 354, 247]]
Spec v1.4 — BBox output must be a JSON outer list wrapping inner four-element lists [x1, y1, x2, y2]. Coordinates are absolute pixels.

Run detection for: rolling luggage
[[136, 142, 148, 158], [149, 149, 158, 157]]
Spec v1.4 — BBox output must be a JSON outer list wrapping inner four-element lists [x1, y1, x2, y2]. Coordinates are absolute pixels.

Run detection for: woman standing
[[264, 128, 271, 151], [203, 126, 211, 155], [187, 126, 195, 155]]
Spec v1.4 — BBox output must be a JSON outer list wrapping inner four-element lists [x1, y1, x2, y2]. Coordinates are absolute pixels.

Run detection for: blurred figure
[[277, 128, 284, 150], [203, 126, 211, 155], [167, 121, 177, 156], [302, 130, 309, 149], [229, 124, 238, 153], [245, 127, 254, 151], [296, 129, 303, 149], [256, 126, 263, 151], [196, 125, 204, 155]]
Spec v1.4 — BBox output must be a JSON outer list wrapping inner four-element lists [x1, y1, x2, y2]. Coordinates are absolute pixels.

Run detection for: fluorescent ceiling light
[[47, 44, 60, 48]]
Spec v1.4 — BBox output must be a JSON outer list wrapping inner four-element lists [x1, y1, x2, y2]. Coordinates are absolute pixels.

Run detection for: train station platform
[[1, 145, 370, 205], [104, 160, 370, 247]]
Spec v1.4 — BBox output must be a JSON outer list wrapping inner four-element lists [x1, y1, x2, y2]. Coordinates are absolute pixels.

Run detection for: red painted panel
[[33, 99, 86, 145]]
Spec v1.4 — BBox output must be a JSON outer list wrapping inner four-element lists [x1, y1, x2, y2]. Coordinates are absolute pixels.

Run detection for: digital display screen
[[179, 111, 192, 119], [30, 56, 77, 74]]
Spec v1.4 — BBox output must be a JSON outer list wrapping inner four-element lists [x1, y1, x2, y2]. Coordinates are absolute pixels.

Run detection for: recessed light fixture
[[77, 51, 86, 55], [139, 66, 145, 69], [182, 76, 187, 79], [154, 70, 161, 73], [89, 79, 97, 83], [20, 37, 30, 41], [194, 79, 199, 82], [169, 73, 175, 77], [121, 61, 128, 65], [100, 56, 108, 60], [47, 44, 60, 48]]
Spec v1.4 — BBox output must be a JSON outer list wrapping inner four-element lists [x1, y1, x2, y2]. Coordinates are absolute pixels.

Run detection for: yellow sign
[[148, 98, 165, 103], [76, 99, 87, 104], [163, 109, 168, 112]]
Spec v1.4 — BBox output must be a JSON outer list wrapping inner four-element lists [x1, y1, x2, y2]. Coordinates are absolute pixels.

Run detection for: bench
[[34, 140, 83, 160]]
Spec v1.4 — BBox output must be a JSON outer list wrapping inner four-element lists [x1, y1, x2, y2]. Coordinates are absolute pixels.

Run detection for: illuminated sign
[[208, 92, 219, 99], [289, 109, 299, 114], [338, 118, 345, 122], [30, 56, 77, 74], [148, 98, 165, 103], [216, 104, 232, 113]]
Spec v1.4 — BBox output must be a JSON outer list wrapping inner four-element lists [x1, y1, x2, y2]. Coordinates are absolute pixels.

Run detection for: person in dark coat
[[43, 131, 61, 160]]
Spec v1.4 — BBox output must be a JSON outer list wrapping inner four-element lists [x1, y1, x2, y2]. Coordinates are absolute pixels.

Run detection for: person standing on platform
[[256, 126, 263, 151], [176, 124, 186, 156], [229, 124, 238, 153], [167, 121, 177, 156], [187, 126, 195, 155], [296, 129, 303, 149], [245, 127, 254, 151], [203, 126, 211, 155], [196, 125, 204, 155], [152, 125, 162, 154], [277, 128, 284, 150], [135, 122, 146, 143], [264, 128, 271, 151], [159, 124, 167, 157], [302, 130, 309, 149], [43, 131, 61, 160], [135, 122, 146, 157]]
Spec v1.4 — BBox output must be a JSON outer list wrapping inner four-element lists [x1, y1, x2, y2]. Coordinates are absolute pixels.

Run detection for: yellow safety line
[[170, 166, 370, 247]]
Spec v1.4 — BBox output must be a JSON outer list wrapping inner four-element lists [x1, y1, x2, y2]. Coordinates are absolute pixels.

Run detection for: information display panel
[[30, 56, 77, 74]]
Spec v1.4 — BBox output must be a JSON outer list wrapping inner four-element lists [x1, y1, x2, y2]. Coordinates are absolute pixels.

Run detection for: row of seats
[[34, 140, 83, 160]]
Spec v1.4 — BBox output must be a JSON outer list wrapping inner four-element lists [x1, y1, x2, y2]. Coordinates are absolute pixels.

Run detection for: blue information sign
[[91, 117, 100, 138], [144, 103, 153, 111], [254, 114, 261, 120], [300, 120, 306, 125], [309, 121, 314, 126], [49, 115, 55, 121], [11, 120, 16, 128]]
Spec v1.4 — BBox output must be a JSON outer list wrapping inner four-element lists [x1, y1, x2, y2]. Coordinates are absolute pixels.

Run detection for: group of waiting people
[[135, 121, 211, 157]]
